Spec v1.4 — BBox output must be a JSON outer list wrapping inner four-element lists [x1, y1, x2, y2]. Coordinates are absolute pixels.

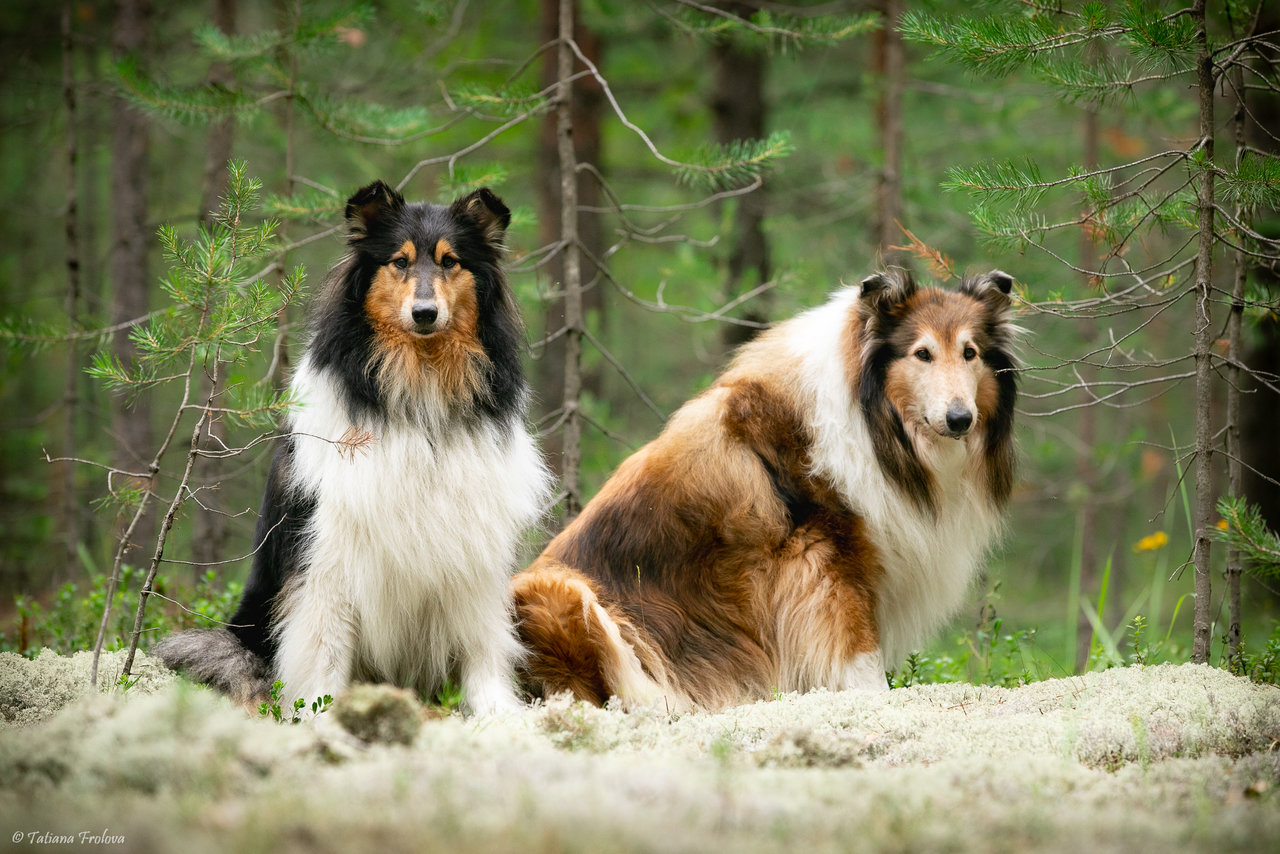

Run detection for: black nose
[[411, 301, 438, 329], [945, 404, 973, 435]]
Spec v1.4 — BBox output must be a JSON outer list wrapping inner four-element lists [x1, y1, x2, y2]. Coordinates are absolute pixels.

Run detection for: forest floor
[[1, 650, 1278, 854]]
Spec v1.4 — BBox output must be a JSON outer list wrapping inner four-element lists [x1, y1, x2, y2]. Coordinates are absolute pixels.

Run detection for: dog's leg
[[457, 597, 523, 716], [271, 578, 358, 709], [837, 648, 890, 692]]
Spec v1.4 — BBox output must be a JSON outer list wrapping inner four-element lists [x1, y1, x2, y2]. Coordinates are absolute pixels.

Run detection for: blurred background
[[1, 0, 1276, 681]]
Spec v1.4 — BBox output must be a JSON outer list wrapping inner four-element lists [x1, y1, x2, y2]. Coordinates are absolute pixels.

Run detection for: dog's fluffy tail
[[512, 563, 672, 709], [152, 628, 272, 708]]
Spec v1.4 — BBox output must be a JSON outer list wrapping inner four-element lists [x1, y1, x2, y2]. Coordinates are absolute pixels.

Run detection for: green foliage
[[1219, 155, 1280, 211], [1234, 621, 1280, 684], [258, 679, 334, 723], [900, 1, 1196, 79], [1214, 496, 1280, 580], [666, 4, 878, 55], [900, 0, 1270, 267], [86, 161, 300, 431], [452, 83, 549, 118], [116, 56, 258, 126], [674, 131, 794, 191], [2, 565, 243, 657], [889, 584, 1044, 688], [431, 678, 466, 714]]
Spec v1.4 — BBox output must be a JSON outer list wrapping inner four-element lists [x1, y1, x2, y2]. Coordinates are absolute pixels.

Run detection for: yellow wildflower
[[1134, 531, 1169, 552], [1216, 519, 1229, 531]]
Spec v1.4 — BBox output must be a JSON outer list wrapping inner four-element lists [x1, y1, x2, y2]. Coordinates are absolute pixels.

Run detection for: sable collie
[[156, 181, 551, 715], [512, 270, 1017, 710]]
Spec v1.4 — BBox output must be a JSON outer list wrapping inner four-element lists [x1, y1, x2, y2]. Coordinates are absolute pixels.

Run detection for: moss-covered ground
[[1, 651, 1277, 853]]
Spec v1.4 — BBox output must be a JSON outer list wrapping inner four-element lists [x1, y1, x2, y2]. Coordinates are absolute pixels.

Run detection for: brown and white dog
[[512, 270, 1018, 710]]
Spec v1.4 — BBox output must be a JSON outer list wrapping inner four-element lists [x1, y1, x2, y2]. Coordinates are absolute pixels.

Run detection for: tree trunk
[[1224, 52, 1254, 667], [536, 0, 603, 488], [1189, 0, 1216, 665], [872, 0, 905, 262], [60, 0, 81, 585], [110, 0, 154, 564], [190, 0, 238, 574], [711, 2, 770, 355], [266, 0, 300, 392], [555, 0, 584, 523], [1075, 103, 1100, 670]]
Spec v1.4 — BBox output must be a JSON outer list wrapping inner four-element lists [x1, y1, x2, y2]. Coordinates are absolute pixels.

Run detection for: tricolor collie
[[512, 270, 1017, 710], [156, 181, 551, 715]]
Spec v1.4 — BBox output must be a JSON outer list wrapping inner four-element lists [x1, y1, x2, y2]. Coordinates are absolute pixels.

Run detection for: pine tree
[[86, 162, 303, 682]]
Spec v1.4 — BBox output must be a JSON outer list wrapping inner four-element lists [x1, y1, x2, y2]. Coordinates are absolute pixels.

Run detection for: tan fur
[[366, 238, 488, 407]]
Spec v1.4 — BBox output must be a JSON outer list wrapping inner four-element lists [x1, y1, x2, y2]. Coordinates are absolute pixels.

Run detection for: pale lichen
[[0, 657, 1275, 853]]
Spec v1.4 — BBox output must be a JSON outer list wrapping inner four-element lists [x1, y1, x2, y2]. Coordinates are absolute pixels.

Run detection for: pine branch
[[451, 82, 549, 117], [1218, 153, 1280, 210], [193, 23, 288, 62], [296, 85, 433, 145], [1214, 496, 1280, 580], [674, 132, 794, 191], [943, 159, 1052, 211], [263, 188, 345, 221], [116, 57, 258, 125], [659, 0, 877, 54]]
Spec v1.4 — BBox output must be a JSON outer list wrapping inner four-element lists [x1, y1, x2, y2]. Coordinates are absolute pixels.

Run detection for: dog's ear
[[967, 269, 1013, 296], [450, 187, 511, 248], [345, 180, 405, 240], [858, 268, 916, 318], [961, 269, 1015, 308]]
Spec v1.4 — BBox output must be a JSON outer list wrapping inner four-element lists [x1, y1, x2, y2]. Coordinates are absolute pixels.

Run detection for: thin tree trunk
[[266, 0, 299, 391], [873, 0, 905, 260], [109, 0, 154, 564], [556, 0, 584, 522], [1190, 0, 1216, 665], [536, 0, 603, 485], [190, 0, 238, 574], [1224, 59, 1251, 667], [1075, 103, 1100, 670], [60, 0, 81, 584], [711, 1, 770, 355]]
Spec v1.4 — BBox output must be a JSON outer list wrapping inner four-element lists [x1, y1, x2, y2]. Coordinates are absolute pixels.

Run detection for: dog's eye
[[440, 255, 458, 270], [392, 257, 409, 270], [963, 346, 977, 361], [914, 348, 931, 363]]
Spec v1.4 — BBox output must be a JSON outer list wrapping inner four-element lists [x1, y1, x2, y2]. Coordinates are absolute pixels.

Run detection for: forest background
[[0, 0, 1277, 687]]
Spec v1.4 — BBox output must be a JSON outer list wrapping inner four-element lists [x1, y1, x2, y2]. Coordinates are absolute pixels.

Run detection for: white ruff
[[272, 356, 552, 714], [786, 287, 1004, 668]]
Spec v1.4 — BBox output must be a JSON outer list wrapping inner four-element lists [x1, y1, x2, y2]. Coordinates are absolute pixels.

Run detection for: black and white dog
[[156, 181, 551, 715]]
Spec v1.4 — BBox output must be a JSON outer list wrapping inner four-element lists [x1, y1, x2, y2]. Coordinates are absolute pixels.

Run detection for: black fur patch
[[857, 270, 937, 513], [227, 437, 315, 663], [961, 270, 1018, 505]]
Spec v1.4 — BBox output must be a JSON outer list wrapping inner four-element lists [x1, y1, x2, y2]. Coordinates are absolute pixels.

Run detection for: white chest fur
[[273, 358, 551, 709]]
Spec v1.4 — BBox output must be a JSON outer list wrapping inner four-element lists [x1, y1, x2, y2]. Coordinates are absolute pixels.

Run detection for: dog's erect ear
[[450, 187, 511, 247], [961, 269, 1015, 305], [972, 269, 1013, 295], [345, 180, 405, 240], [858, 268, 916, 316]]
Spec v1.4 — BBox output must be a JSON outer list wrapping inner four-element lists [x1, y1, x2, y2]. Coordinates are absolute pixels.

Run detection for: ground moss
[[0, 658, 1276, 853]]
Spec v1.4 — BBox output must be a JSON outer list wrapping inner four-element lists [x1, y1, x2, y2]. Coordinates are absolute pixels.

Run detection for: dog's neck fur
[[783, 287, 1004, 666]]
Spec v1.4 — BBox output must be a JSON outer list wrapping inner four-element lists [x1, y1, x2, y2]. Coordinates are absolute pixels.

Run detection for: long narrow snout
[[943, 399, 974, 438], [411, 300, 439, 334]]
